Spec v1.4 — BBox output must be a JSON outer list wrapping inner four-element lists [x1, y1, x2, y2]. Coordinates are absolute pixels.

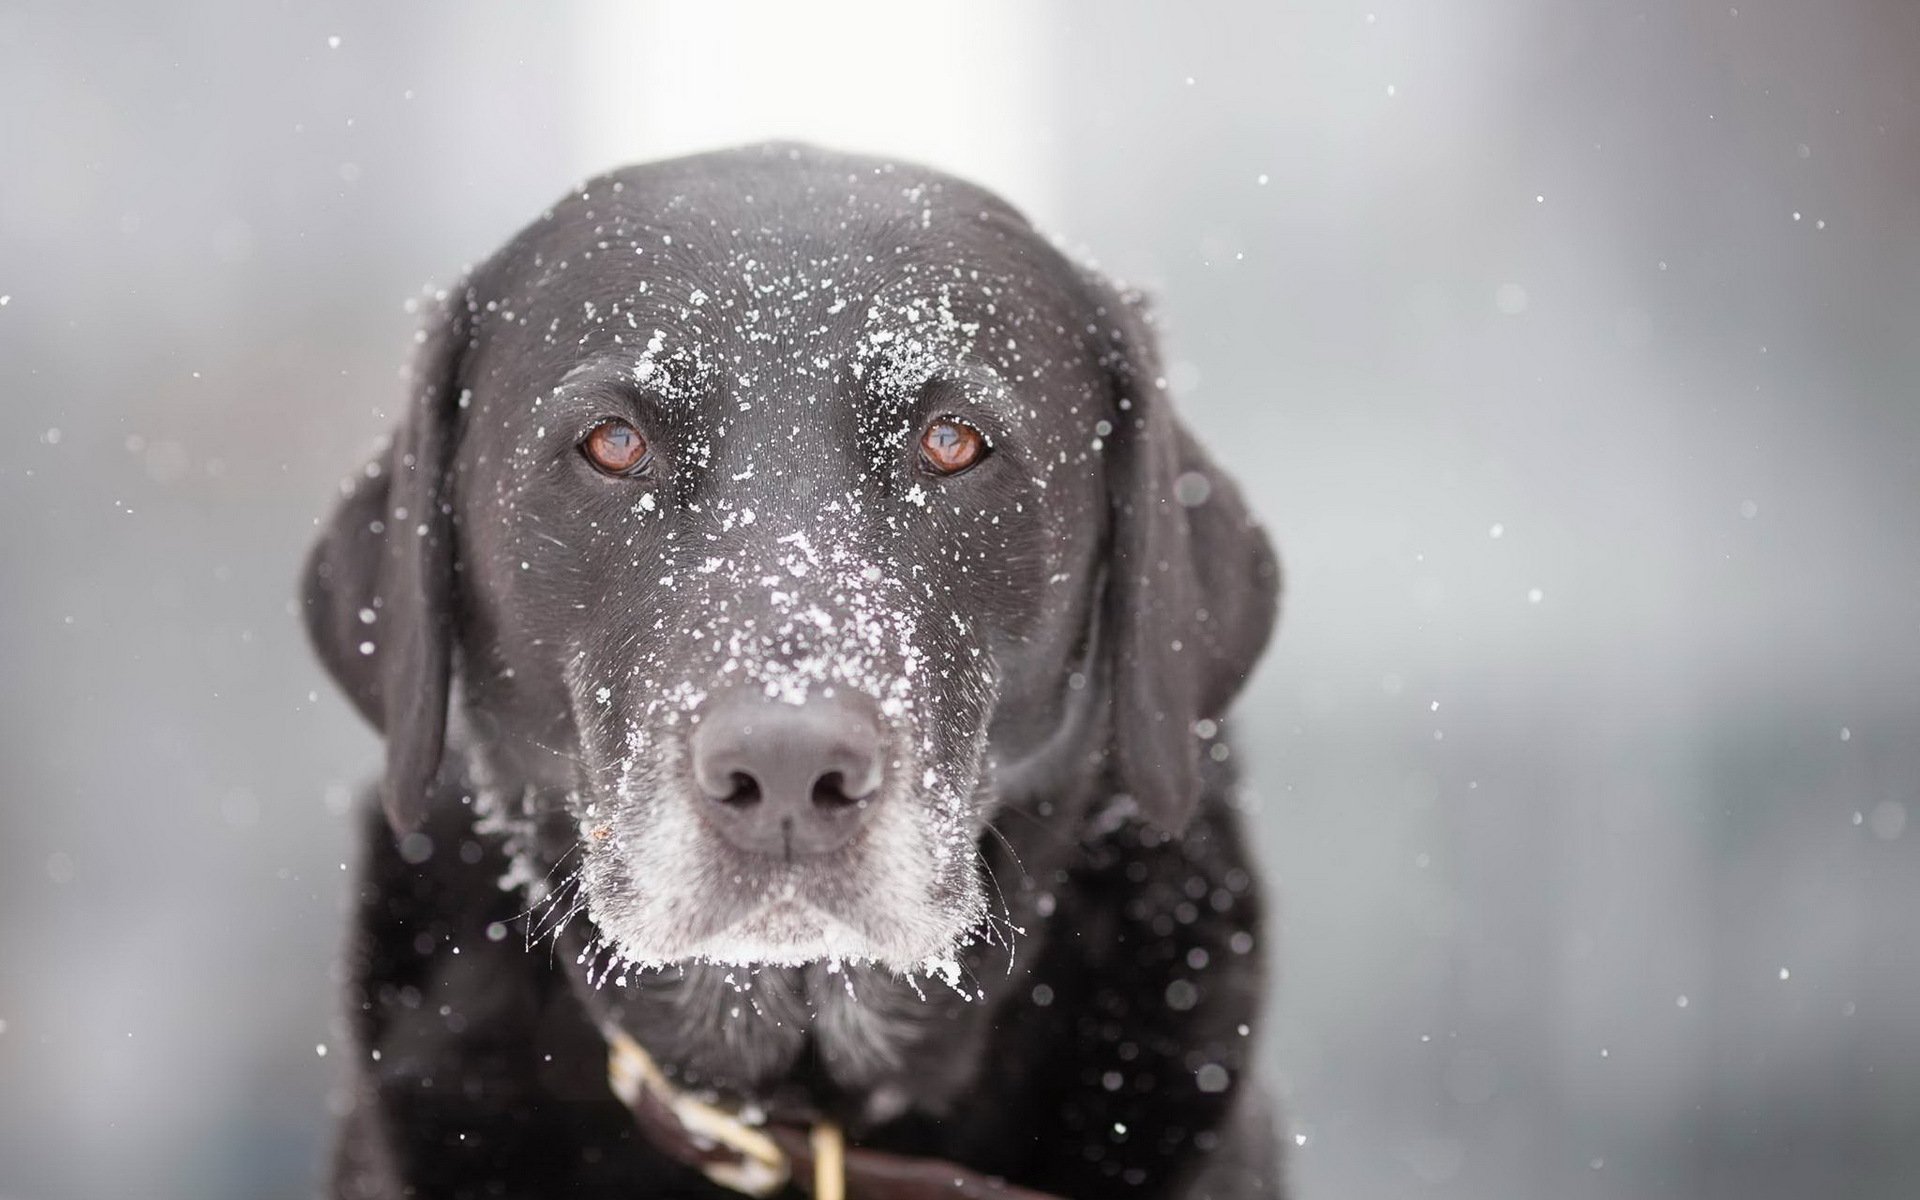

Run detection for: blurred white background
[[2, 2, 1917, 1198]]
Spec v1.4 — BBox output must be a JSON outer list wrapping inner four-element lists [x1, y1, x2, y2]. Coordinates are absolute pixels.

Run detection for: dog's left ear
[[1085, 270, 1282, 835], [302, 286, 472, 836]]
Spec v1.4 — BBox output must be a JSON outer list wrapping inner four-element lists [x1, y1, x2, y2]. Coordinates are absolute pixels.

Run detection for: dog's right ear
[[1082, 270, 1282, 836], [302, 287, 471, 837]]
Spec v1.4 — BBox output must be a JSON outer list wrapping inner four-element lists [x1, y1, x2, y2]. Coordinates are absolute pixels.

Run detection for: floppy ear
[[302, 288, 471, 836], [1086, 272, 1282, 834]]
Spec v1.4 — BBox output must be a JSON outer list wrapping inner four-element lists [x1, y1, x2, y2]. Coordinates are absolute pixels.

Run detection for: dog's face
[[450, 160, 1114, 968], [305, 145, 1278, 972]]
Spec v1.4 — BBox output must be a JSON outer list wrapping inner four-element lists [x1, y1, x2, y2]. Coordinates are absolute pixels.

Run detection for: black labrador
[[304, 143, 1283, 1200]]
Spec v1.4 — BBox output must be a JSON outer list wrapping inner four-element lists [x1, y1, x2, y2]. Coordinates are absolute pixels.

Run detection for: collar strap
[[606, 1025, 826, 1198], [604, 1025, 1065, 1200]]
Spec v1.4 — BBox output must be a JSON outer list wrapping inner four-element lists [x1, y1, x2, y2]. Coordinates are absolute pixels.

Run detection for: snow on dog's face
[[439, 150, 1106, 970], [303, 146, 1279, 978]]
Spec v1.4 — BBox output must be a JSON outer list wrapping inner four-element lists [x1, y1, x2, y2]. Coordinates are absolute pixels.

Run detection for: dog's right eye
[[580, 420, 652, 476], [919, 417, 989, 477]]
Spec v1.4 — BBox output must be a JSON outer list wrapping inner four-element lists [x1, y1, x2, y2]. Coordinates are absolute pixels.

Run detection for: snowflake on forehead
[[851, 281, 985, 399]]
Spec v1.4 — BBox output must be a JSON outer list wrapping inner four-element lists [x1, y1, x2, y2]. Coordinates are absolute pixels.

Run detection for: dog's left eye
[[581, 420, 651, 476], [919, 418, 989, 476]]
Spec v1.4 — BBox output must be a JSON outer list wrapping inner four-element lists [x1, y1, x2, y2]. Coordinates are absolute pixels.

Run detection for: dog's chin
[[669, 899, 935, 968], [586, 872, 985, 972], [603, 894, 975, 971]]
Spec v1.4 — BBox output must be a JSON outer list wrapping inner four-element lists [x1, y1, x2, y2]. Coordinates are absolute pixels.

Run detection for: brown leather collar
[[605, 1026, 1065, 1199]]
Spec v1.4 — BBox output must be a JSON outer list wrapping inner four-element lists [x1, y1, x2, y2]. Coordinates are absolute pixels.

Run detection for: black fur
[[305, 144, 1284, 1199]]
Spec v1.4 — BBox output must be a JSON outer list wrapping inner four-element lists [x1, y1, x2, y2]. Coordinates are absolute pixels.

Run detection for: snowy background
[[3, 2, 1918, 1197]]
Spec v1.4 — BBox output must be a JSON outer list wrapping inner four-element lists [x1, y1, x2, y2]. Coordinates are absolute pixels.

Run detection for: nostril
[[811, 771, 860, 810], [721, 771, 762, 807]]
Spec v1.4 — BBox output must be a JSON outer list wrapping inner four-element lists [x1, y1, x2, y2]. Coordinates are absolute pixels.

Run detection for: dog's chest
[[806, 970, 990, 1122], [626, 961, 993, 1129]]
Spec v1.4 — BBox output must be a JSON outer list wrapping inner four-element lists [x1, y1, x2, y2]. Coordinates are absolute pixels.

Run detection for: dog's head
[[305, 145, 1278, 971]]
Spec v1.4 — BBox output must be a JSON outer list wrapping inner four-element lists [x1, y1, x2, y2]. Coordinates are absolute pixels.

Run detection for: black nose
[[689, 693, 885, 859]]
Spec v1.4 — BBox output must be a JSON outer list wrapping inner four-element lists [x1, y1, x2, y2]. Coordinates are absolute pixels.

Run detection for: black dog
[[304, 144, 1283, 1199]]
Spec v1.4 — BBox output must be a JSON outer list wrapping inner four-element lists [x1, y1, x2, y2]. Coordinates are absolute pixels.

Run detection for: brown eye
[[581, 420, 651, 475], [919, 418, 988, 476]]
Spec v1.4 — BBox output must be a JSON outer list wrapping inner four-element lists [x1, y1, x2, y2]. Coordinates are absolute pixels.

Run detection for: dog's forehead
[[467, 149, 1095, 405]]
